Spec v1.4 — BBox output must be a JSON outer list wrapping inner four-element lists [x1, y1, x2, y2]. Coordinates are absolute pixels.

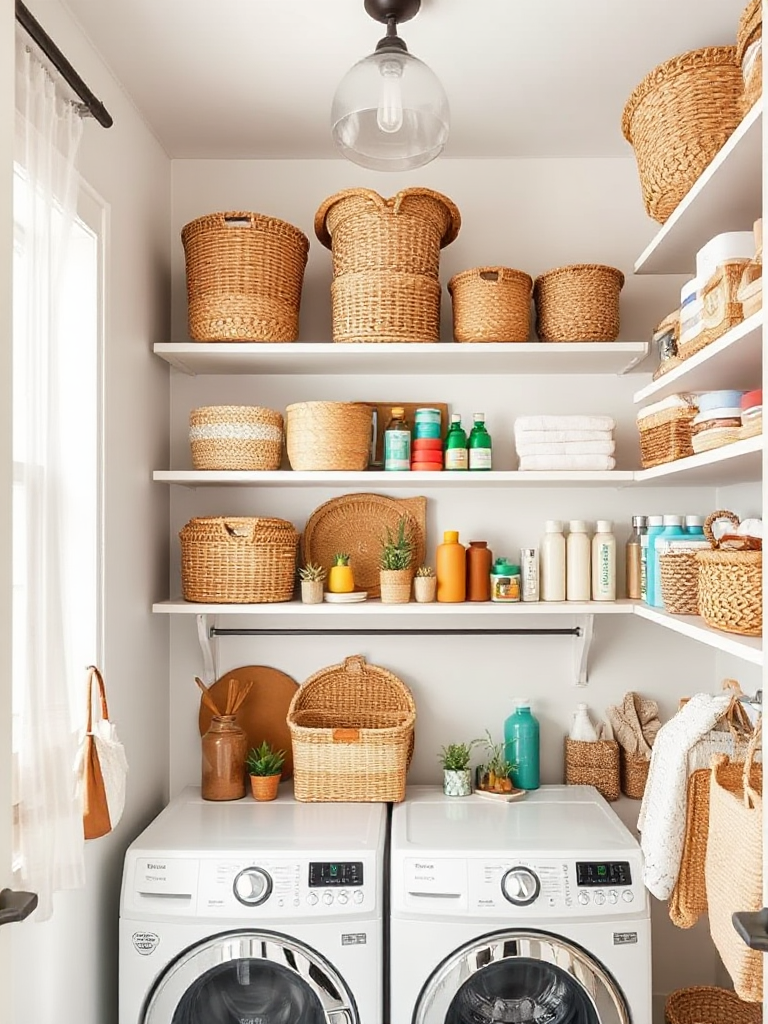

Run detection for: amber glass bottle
[[466, 540, 493, 601]]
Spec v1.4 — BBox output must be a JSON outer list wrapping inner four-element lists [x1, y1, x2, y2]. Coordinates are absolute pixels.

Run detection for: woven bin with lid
[[621, 47, 743, 224], [179, 516, 298, 603], [737, 0, 762, 116], [189, 406, 283, 471], [181, 211, 309, 342], [286, 402, 373, 471], [287, 655, 416, 802], [448, 267, 533, 343], [533, 264, 624, 342], [665, 986, 761, 1024], [697, 510, 762, 637]]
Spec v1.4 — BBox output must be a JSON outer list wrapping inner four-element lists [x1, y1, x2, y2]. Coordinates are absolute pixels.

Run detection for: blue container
[[697, 390, 745, 414], [644, 516, 666, 605], [413, 422, 442, 440], [685, 515, 705, 539], [504, 700, 540, 790], [414, 407, 442, 425]]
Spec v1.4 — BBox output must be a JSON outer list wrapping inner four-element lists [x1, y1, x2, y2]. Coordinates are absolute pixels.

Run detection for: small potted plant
[[413, 565, 437, 603], [299, 562, 326, 604], [439, 740, 480, 797], [379, 517, 414, 604], [246, 740, 286, 801], [475, 731, 517, 794], [327, 553, 355, 594]]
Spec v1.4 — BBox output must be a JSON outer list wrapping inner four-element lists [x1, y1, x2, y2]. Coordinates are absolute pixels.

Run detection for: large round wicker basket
[[189, 406, 283, 471], [665, 986, 762, 1024], [697, 510, 762, 637], [330, 272, 442, 344], [448, 267, 533, 343], [285, 402, 373, 471], [534, 264, 624, 342], [622, 48, 742, 224]]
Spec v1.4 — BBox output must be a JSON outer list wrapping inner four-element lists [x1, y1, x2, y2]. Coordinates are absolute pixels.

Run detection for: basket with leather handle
[[697, 510, 762, 637]]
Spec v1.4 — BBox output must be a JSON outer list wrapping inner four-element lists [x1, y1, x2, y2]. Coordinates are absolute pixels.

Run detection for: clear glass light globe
[[331, 48, 449, 171]]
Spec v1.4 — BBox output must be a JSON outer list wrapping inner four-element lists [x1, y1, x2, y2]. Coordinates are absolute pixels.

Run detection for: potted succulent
[[327, 553, 355, 594], [413, 565, 437, 603], [439, 740, 480, 797], [379, 517, 414, 604], [298, 562, 326, 604], [475, 731, 517, 794], [246, 740, 286, 801]]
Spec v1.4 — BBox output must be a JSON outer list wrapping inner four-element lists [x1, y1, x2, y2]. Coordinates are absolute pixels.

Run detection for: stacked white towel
[[514, 415, 617, 471]]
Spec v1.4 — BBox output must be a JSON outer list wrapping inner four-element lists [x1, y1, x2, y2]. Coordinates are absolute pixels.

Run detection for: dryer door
[[140, 929, 358, 1024], [413, 930, 630, 1024]]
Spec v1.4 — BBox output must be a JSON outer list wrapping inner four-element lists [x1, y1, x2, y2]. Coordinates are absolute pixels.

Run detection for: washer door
[[413, 930, 630, 1024], [141, 930, 358, 1024]]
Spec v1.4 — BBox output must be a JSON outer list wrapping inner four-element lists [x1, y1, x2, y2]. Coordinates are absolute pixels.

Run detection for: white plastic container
[[540, 520, 566, 602], [570, 703, 599, 742], [592, 520, 616, 602], [696, 231, 755, 283], [521, 547, 540, 603], [566, 520, 591, 602]]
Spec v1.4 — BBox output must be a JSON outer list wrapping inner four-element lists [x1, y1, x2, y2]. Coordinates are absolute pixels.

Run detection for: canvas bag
[[76, 666, 128, 839]]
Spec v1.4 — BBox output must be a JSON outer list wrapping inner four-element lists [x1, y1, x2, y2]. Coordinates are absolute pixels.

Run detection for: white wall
[[12, 4, 171, 1023]]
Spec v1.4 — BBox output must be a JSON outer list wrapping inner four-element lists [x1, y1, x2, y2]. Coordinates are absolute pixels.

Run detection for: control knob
[[501, 867, 541, 906], [233, 867, 272, 907]]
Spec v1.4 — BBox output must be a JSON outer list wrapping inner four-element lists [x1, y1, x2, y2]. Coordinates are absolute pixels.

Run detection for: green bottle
[[468, 412, 492, 471], [444, 414, 468, 471]]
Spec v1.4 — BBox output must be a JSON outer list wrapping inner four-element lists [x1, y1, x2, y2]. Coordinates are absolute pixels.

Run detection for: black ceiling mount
[[364, 0, 421, 26]]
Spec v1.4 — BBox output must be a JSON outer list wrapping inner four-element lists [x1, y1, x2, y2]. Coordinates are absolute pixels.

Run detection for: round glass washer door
[[141, 930, 358, 1024], [414, 930, 630, 1024]]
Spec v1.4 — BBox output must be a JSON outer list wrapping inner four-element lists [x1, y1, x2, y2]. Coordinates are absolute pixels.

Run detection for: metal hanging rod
[[15, 0, 113, 128], [209, 627, 584, 638]]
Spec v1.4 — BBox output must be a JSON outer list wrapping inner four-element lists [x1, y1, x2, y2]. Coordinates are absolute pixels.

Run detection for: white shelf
[[154, 469, 635, 488], [633, 604, 763, 666], [153, 341, 650, 377], [634, 103, 763, 275], [153, 599, 634, 616], [633, 312, 763, 405], [633, 434, 762, 486]]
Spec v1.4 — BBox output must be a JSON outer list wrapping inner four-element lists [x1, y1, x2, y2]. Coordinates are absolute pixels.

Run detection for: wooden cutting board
[[198, 665, 299, 779]]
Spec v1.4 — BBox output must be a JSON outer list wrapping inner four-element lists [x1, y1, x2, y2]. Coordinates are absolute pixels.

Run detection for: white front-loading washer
[[390, 785, 651, 1024], [119, 787, 386, 1024]]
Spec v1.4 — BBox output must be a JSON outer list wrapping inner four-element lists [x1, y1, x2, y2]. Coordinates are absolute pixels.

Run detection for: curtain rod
[[15, 0, 113, 128]]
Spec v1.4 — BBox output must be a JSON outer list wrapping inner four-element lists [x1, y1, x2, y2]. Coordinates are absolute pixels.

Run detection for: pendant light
[[331, 0, 449, 172]]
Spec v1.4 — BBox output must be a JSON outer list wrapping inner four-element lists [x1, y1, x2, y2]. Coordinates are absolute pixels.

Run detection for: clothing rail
[[15, 0, 113, 128], [208, 627, 584, 638]]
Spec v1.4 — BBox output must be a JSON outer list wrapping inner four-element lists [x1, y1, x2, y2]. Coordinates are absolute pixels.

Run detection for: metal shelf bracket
[[573, 615, 594, 687], [197, 614, 217, 686]]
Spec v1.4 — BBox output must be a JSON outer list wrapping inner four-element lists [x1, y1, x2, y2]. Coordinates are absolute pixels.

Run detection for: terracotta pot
[[413, 576, 437, 603], [250, 773, 281, 801], [301, 579, 324, 604], [379, 568, 412, 603]]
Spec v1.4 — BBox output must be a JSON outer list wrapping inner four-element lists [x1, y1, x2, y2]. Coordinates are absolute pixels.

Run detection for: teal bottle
[[504, 699, 540, 790], [685, 515, 705, 539], [650, 515, 687, 608]]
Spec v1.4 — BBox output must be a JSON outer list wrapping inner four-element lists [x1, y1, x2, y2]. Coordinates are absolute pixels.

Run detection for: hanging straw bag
[[75, 666, 128, 840]]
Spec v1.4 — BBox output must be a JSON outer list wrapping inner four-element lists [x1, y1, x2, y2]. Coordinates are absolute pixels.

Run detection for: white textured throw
[[515, 440, 616, 457], [518, 454, 616, 471], [515, 429, 615, 444], [514, 415, 616, 433]]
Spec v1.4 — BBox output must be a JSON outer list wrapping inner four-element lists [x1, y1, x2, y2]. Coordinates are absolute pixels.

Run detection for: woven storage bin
[[737, 0, 762, 116], [659, 550, 700, 615], [619, 749, 650, 799], [285, 402, 373, 471], [638, 404, 697, 468], [697, 510, 762, 637], [533, 264, 624, 342], [677, 261, 748, 361], [189, 406, 283, 471], [564, 738, 620, 801], [622, 48, 742, 224], [330, 272, 442, 344], [448, 267, 533, 343], [288, 655, 416, 802], [665, 986, 762, 1024], [182, 211, 309, 342], [179, 516, 299, 603]]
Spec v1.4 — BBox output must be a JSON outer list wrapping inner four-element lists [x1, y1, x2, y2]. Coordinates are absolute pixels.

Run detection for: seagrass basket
[[637, 404, 697, 468], [659, 550, 700, 615], [448, 267, 533, 342], [288, 655, 416, 802], [182, 211, 309, 342], [330, 272, 442, 343], [737, 0, 762, 116], [697, 511, 762, 637], [665, 986, 762, 1024], [189, 406, 283, 471], [564, 738, 620, 801], [619, 749, 650, 799], [533, 264, 624, 342], [285, 402, 373, 470], [622, 48, 742, 224], [179, 516, 299, 603]]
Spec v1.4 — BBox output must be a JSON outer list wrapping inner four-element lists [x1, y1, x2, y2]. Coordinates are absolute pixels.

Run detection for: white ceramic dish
[[472, 788, 527, 803], [323, 591, 369, 604]]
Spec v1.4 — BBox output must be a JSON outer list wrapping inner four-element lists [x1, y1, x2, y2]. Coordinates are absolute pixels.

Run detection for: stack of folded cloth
[[691, 389, 745, 454], [513, 415, 616, 471], [740, 389, 762, 440]]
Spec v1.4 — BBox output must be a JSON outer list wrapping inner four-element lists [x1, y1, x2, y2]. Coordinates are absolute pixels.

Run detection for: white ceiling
[[54, 0, 746, 159]]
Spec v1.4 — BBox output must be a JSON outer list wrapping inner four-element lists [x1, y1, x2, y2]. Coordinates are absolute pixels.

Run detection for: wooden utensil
[[195, 676, 222, 718]]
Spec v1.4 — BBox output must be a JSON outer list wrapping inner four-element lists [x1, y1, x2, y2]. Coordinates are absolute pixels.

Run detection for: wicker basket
[[189, 406, 283, 471], [665, 986, 762, 1024], [737, 0, 762, 116], [619, 748, 650, 799], [379, 569, 413, 604], [181, 211, 309, 342], [637, 404, 697, 468], [563, 738, 620, 801], [285, 402, 373, 471], [448, 267, 533, 343], [179, 516, 299, 603], [288, 655, 416, 802], [659, 550, 700, 615], [697, 510, 762, 637], [677, 261, 748, 361], [330, 272, 442, 344], [533, 264, 624, 342]]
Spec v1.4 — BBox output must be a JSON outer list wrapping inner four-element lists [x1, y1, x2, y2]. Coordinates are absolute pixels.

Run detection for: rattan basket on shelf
[[330, 272, 442, 344], [564, 737, 620, 801], [287, 655, 416, 802], [665, 986, 762, 1024], [533, 264, 624, 342], [448, 267, 533, 342], [637, 403, 697, 468], [697, 510, 762, 637], [659, 550, 700, 615], [737, 0, 762, 116], [189, 406, 283, 471], [285, 402, 373, 471]]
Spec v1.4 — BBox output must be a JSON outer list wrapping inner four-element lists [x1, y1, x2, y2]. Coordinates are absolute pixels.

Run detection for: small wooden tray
[[473, 788, 527, 803]]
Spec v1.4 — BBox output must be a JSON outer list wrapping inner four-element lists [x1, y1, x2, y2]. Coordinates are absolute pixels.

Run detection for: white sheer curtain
[[13, 40, 86, 920]]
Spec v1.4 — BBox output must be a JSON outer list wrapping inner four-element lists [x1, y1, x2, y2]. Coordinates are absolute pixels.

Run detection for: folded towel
[[515, 440, 616, 457], [636, 394, 697, 423], [514, 415, 616, 433], [518, 454, 616, 471], [606, 692, 661, 757], [515, 429, 615, 444]]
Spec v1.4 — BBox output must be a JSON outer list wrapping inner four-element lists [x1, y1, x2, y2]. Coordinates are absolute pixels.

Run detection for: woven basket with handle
[[533, 264, 624, 342], [448, 267, 533, 343], [697, 510, 762, 637], [665, 986, 762, 1024]]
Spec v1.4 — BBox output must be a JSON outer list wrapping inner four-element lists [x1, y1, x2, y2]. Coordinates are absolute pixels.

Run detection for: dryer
[[119, 787, 386, 1024], [390, 785, 651, 1024]]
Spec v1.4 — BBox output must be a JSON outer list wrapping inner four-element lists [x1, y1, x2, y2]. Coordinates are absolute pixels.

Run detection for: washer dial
[[501, 866, 541, 906], [233, 867, 273, 907]]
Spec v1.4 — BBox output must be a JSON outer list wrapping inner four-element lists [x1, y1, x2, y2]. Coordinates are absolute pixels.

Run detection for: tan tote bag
[[77, 666, 128, 840]]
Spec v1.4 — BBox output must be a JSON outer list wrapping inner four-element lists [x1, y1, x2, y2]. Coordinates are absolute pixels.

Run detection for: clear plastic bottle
[[540, 520, 566, 602], [626, 515, 647, 600], [468, 413, 492, 471], [384, 407, 411, 471], [504, 699, 540, 790], [569, 703, 598, 742], [566, 520, 591, 601], [444, 414, 468, 471], [592, 520, 616, 602]]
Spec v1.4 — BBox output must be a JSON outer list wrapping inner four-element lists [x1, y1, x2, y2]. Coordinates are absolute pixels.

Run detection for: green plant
[[332, 553, 350, 566], [246, 740, 286, 777], [438, 739, 481, 771], [416, 565, 435, 578], [299, 562, 326, 582], [476, 730, 517, 792], [380, 516, 414, 571]]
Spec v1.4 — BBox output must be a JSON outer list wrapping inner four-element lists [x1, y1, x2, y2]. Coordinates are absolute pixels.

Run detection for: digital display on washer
[[576, 861, 632, 886], [309, 862, 363, 887]]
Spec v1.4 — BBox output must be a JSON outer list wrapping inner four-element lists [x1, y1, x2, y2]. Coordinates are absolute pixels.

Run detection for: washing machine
[[390, 785, 651, 1024], [119, 787, 386, 1024]]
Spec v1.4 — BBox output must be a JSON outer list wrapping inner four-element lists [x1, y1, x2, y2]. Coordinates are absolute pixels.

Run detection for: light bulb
[[377, 58, 403, 133]]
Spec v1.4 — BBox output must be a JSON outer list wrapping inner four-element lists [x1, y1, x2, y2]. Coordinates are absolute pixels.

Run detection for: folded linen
[[636, 394, 697, 423], [518, 454, 616, 471], [515, 440, 616, 457], [515, 429, 615, 444], [514, 415, 616, 434]]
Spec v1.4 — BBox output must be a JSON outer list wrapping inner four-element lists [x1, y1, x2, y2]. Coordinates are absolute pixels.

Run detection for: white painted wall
[[11, 4, 171, 1023]]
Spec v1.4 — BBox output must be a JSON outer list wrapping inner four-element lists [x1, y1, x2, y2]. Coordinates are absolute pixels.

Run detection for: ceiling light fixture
[[331, 0, 449, 172]]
